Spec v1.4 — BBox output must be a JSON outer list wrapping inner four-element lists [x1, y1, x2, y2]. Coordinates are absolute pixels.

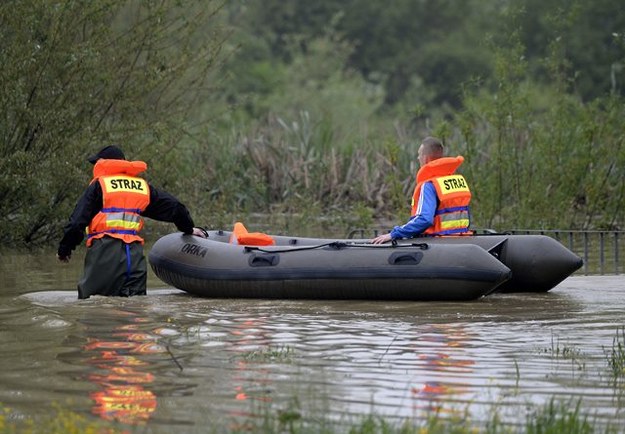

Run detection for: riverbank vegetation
[[1, 0, 624, 247], [0, 399, 615, 433], [0, 396, 616, 434]]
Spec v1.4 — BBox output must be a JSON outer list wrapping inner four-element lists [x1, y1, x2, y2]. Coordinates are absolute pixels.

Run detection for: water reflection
[[411, 324, 474, 413], [189, 304, 486, 423], [229, 317, 273, 407], [4, 267, 625, 432], [70, 309, 162, 425]]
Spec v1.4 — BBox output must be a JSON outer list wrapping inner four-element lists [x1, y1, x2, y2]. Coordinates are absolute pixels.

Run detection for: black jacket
[[58, 181, 195, 257]]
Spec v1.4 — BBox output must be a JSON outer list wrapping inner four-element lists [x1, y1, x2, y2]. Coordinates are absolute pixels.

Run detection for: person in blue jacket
[[372, 137, 471, 244]]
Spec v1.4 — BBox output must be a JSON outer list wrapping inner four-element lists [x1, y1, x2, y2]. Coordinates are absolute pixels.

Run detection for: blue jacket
[[390, 182, 437, 239]]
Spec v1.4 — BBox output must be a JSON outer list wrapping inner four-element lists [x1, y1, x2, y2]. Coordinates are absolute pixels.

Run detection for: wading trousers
[[78, 237, 147, 299]]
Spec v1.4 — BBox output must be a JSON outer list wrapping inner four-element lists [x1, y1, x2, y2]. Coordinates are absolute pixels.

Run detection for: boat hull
[[411, 235, 583, 292], [196, 231, 583, 293], [148, 233, 512, 301]]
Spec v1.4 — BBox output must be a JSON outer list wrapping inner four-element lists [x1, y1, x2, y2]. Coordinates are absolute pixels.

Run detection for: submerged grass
[[535, 334, 587, 374], [548, 334, 584, 361], [605, 326, 625, 382], [240, 345, 296, 363], [0, 403, 124, 434], [525, 399, 594, 434]]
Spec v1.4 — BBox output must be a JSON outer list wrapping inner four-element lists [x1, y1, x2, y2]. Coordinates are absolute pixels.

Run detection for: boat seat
[[229, 222, 276, 246]]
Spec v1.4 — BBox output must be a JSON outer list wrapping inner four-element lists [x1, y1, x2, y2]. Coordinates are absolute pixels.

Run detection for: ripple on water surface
[[1, 274, 624, 431]]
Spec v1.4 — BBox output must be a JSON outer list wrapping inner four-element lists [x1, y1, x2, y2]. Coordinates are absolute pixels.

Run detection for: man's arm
[[142, 186, 196, 234], [57, 182, 102, 260], [391, 182, 437, 239]]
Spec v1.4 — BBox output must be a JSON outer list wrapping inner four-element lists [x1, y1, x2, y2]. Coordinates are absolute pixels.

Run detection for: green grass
[[525, 399, 593, 434], [536, 334, 586, 372], [1, 396, 618, 434], [0, 403, 124, 434], [605, 326, 625, 381], [230, 398, 612, 434]]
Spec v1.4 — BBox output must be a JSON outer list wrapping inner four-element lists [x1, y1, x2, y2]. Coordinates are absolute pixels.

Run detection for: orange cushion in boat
[[229, 222, 275, 246]]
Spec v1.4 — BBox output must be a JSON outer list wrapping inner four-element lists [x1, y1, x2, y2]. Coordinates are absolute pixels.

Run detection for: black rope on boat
[[243, 242, 345, 254], [243, 241, 429, 254]]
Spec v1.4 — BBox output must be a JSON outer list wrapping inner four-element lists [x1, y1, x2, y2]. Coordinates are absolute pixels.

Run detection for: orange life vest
[[86, 159, 151, 246], [410, 156, 472, 236]]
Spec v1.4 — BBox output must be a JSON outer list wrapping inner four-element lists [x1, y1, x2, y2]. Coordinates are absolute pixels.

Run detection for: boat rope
[[243, 241, 429, 254]]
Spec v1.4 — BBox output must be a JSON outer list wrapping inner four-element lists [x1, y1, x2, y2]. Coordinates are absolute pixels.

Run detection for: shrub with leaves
[[0, 0, 226, 245]]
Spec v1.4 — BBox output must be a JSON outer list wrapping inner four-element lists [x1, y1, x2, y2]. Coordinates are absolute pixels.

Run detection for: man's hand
[[191, 227, 209, 238], [57, 253, 71, 263], [371, 233, 393, 244]]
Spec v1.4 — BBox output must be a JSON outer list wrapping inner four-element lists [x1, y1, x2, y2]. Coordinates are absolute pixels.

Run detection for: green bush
[[0, 0, 225, 246]]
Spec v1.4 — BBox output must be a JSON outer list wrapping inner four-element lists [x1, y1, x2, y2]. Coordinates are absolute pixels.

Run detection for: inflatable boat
[[148, 231, 512, 301], [149, 227, 582, 297], [232, 229, 582, 292]]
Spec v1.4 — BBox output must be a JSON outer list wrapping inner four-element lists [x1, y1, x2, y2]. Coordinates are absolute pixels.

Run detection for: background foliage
[[1, 0, 624, 246], [0, 0, 226, 245]]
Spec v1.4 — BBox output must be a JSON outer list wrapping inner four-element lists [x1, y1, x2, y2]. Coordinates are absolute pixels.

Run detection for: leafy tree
[[0, 0, 226, 246], [226, 0, 494, 109], [502, 0, 625, 100], [456, 13, 625, 231]]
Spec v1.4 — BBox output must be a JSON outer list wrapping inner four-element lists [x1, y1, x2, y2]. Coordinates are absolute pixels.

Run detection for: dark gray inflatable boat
[[211, 230, 582, 292], [148, 232, 512, 301]]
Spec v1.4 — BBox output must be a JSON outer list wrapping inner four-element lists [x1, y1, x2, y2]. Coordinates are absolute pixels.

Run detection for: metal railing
[[346, 228, 624, 275]]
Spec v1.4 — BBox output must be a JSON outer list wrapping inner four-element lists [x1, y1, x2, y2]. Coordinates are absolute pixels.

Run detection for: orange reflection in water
[[83, 316, 163, 425], [410, 324, 475, 413], [226, 318, 273, 428]]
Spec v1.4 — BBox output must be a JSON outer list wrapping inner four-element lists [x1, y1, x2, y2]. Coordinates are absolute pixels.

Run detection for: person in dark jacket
[[57, 145, 207, 299]]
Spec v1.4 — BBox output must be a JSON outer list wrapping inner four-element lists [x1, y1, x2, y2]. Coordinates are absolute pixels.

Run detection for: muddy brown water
[[1, 248, 624, 432]]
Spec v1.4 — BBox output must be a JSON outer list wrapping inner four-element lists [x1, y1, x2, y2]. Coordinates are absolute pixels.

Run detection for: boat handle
[[248, 253, 280, 267], [388, 252, 423, 265]]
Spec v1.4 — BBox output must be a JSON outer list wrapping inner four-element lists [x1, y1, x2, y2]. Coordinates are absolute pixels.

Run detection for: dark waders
[[78, 237, 147, 299]]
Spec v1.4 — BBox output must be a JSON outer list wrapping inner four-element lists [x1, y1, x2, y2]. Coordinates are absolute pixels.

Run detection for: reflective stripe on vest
[[100, 207, 143, 231], [86, 208, 143, 239], [435, 206, 471, 233], [427, 176, 471, 235]]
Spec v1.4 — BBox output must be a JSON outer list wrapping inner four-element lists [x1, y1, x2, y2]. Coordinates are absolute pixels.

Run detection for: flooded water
[[1, 248, 625, 432]]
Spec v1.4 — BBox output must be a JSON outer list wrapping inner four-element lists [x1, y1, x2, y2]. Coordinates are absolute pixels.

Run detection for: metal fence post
[[615, 232, 620, 275]]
